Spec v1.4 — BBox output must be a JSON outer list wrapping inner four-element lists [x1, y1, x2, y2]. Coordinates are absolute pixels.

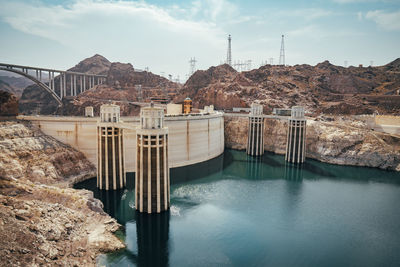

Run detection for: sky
[[0, 0, 399, 82]]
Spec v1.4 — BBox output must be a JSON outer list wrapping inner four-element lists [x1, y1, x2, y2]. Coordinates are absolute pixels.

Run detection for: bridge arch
[[0, 67, 62, 105]]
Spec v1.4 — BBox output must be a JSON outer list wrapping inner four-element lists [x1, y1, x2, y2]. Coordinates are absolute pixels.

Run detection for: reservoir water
[[75, 150, 400, 267]]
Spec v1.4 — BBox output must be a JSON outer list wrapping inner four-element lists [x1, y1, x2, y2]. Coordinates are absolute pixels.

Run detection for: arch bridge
[[0, 63, 107, 105]]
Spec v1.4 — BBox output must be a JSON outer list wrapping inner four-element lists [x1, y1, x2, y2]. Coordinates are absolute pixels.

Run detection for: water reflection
[[284, 162, 304, 181], [135, 211, 170, 267], [246, 155, 264, 179]]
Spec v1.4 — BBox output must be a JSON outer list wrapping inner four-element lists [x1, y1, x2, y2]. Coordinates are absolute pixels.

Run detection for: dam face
[[19, 113, 224, 171]]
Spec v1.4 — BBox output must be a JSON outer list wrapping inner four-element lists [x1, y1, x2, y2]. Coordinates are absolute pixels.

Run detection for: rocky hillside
[[57, 61, 181, 116], [224, 115, 400, 171], [0, 90, 18, 116], [176, 59, 400, 115], [0, 76, 33, 98], [0, 120, 124, 265]]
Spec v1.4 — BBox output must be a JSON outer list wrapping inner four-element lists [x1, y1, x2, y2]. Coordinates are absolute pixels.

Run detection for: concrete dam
[[19, 113, 225, 172]]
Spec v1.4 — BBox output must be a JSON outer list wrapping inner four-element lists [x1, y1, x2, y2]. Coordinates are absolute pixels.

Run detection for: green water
[[75, 150, 400, 267]]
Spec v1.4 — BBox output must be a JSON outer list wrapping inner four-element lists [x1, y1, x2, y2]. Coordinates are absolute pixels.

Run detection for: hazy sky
[[0, 0, 399, 81]]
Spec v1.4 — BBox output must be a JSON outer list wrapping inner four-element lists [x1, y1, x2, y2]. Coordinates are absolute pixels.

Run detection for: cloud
[[333, 0, 377, 3], [365, 10, 400, 31], [0, 0, 231, 79]]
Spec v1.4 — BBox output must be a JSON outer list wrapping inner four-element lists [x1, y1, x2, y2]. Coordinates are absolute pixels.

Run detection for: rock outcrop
[[176, 59, 400, 115], [0, 120, 125, 266], [0, 90, 18, 116], [224, 115, 400, 171]]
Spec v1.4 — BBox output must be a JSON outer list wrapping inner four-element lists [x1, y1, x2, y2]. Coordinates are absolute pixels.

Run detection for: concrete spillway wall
[[18, 114, 224, 172]]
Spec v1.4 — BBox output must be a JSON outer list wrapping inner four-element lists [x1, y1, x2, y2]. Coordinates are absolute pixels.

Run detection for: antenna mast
[[279, 35, 285, 66], [227, 34, 232, 66]]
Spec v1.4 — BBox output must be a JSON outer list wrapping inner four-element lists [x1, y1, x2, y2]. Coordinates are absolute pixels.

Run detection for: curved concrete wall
[[19, 114, 224, 172]]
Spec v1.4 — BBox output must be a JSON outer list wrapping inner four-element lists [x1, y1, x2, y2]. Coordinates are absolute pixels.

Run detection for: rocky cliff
[[177, 59, 400, 115], [224, 115, 400, 171], [0, 120, 124, 265]]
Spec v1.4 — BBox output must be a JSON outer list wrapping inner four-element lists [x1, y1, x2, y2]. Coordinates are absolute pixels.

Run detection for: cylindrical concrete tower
[[97, 104, 126, 190], [285, 106, 306, 164], [136, 105, 170, 213], [247, 103, 264, 156]]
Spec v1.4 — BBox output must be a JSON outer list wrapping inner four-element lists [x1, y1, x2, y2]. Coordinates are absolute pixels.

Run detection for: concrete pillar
[[63, 73, 67, 97], [52, 72, 55, 92], [83, 75, 86, 91], [59, 73, 63, 99], [73, 75, 77, 96], [48, 71, 52, 90], [247, 103, 264, 156], [80, 76, 83, 94], [136, 105, 169, 213], [285, 106, 307, 164], [70, 75, 73, 96], [97, 104, 125, 190]]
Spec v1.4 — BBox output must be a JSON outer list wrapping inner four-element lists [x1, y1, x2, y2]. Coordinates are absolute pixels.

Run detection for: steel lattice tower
[[227, 34, 232, 66], [189, 57, 197, 76], [279, 35, 285, 66]]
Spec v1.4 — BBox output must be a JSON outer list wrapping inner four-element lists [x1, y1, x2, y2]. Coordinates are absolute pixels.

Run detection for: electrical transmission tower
[[189, 57, 197, 76], [135, 84, 142, 102], [269, 58, 274, 65], [227, 34, 232, 66], [279, 35, 285, 66]]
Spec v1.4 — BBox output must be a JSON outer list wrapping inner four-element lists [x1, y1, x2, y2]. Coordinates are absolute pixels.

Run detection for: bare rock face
[[0, 120, 95, 183], [224, 115, 248, 150], [306, 120, 400, 170], [57, 85, 141, 116], [0, 120, 124, 266], [0, 178, 124, 266], [0, 90, 18, 116], [224, 115, 400, 171], [106, 62, 180, 92], [176, 59, 400, 115]]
